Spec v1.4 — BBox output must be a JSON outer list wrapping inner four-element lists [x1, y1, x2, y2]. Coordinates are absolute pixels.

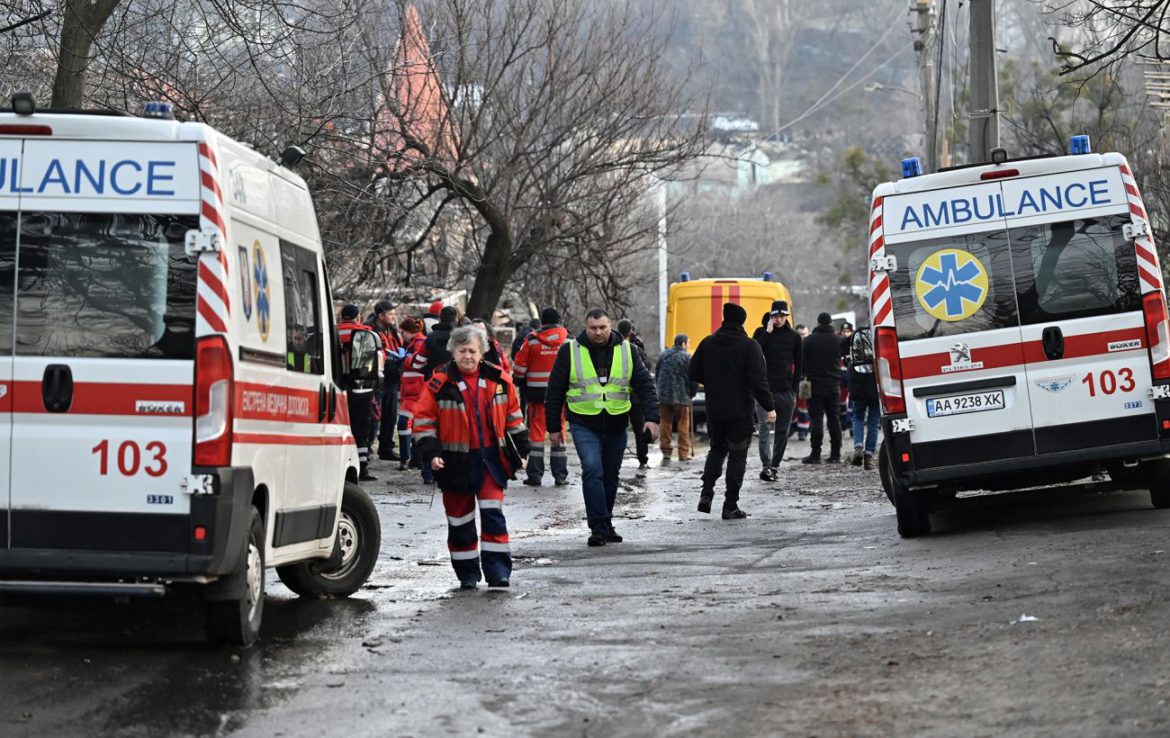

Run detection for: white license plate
[[926, 390, 1006, 418]]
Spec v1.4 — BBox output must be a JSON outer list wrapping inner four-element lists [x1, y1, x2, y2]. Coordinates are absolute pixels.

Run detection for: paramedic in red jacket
[[338, 304, 381, 481], [396, 317, 428, 472], [513, 307, 570, 486], [413, 326, 531, 589]]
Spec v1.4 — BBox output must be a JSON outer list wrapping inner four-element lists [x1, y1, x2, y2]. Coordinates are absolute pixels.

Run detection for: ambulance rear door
[[0, 137, 19, 548], [1004, 169, 1156, 455], [7, 139, 202, 552], [882, 181, 1035, 470]]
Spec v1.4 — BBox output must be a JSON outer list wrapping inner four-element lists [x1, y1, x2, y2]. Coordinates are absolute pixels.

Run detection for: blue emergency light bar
[[143, 101, 174, 120], [1070, 135, 1091, 155], [901, 157, 923, 178]]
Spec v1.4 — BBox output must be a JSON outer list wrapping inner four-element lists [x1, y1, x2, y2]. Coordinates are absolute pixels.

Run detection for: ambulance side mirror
[[347, 331, 382, 391]]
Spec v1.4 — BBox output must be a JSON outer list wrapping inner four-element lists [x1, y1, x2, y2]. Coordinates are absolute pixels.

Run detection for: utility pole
[[909, 0, 939, 173], [967, 0, 1000, 163]]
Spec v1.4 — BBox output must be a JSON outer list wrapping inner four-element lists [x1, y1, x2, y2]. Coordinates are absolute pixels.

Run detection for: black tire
[[206, 506, 265, 646], [1148, 459, 1170, 509], [885, 452, 931, 538], [878, 440, 895, 506], [276, 482, 381, 597]]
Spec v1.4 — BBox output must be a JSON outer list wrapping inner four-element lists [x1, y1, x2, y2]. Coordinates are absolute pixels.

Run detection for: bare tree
[[378, 0, 707, 318], [1043, 0, 1170, 74], [51, 0, 122, 107]]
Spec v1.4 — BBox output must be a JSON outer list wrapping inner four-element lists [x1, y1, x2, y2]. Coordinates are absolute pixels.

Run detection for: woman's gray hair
[[447, 324, 489, 354]]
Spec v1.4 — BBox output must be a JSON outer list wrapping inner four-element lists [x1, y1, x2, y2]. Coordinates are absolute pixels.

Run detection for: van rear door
[[0, 138, 18, 548], [1004, 169, 1154, 454], [7, 140, 202, 553], [882, 182, 1035, 470]]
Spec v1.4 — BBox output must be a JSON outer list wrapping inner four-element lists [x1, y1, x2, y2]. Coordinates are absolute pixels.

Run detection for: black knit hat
[[540, 307, 560, 325], [770, 300, 790, 316], [341, 304, 360, 320], [817, 311, 833, 325], [723, 302, 747, 326], [374, 299, 395, 315]]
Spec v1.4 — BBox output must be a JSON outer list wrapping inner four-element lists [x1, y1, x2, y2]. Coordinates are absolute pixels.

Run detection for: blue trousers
[[851, 398, 881, 456], [569, 423, 627, 535]]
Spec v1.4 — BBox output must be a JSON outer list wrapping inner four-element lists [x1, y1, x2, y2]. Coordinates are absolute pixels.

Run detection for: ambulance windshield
[[1, 212, 199, 359]]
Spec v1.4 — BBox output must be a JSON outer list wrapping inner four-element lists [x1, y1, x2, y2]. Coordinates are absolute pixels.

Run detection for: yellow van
[[664, 275, 795, 348]]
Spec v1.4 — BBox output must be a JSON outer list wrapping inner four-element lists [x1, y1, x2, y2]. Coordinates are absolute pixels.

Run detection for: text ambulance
[[869, 138, 1170, 537], [0, 99, 381, 644]]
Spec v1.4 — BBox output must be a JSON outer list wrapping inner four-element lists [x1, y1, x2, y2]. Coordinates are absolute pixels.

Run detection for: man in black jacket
[[617, 319, 651, 469], [801, 312, 845, 463], [545, 309, 660, 547], [753, 300, 802, 481], [413, 306, 458, 379], [689, 303, 775, 519]]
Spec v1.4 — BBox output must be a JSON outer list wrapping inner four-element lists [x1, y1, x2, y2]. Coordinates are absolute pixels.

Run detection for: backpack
[[848, 328, 874, 369]]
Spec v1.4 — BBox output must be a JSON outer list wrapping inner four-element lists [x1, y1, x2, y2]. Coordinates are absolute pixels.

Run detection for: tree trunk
[[465, 228, 513, 318], [51, 0, 122, 109]]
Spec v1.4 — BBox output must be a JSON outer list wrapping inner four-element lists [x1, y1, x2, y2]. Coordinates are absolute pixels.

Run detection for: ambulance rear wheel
[[277, 482, 381, 597], [878, 440, 895, 506], [1148, 459, 1170, 509], [206, 506, 265, 646]]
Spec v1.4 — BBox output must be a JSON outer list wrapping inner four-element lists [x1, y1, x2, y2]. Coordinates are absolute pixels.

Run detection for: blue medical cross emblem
[[919, 253, 985, 318], [254, 253, 271, 339]]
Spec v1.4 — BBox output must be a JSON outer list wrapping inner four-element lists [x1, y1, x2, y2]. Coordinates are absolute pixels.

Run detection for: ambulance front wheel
[[277, 482, 382, 597], [1147, 459, 1170, 509], [206, 505, 266, 646]]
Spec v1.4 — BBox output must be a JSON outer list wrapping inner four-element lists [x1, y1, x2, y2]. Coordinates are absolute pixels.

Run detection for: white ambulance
[[869, 137, 1170, 537], [0, 96, 382, 644]]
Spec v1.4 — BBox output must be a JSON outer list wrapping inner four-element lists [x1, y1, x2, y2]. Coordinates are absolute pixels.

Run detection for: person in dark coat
[[801, 312, 846, 463], [752, 300, 802, 481], [847, 326, 881, 469], [411, 306, 458, 379], [656, 334, 697, 461], [617, 319, 651, 469], [544, 309, 660, 546], [689, 303, 774, 519]]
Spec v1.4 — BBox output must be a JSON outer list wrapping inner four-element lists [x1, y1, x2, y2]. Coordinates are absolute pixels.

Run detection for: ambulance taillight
[[194, 335, 234, 466], [1143, 292, 1170, 381], [874, 326, 906, 415]]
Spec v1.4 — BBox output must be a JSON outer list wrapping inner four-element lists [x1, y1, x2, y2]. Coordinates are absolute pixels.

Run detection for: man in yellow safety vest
[[545, 309, 660, 547]]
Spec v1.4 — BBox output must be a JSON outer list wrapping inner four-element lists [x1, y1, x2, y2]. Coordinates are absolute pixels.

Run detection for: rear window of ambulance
[[0, 212, 199, 359], [886, 229, 1019, 342], [1009, 214, 1140, 324]]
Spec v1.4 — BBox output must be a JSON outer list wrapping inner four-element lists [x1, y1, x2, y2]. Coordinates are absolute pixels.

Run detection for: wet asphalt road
[[4, 436, 1170, 737]]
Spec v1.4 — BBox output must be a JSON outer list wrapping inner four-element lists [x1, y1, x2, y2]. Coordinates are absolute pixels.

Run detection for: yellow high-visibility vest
[[566, 339, 632, 415]]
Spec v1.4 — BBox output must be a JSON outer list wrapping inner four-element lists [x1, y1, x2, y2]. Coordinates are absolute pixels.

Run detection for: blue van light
[[762, 271, 774, 282], [679, 272, 691, 282], [901, 157, 923, 178], [143, 101, 174, 120], [1070, 135, 1091, 155]]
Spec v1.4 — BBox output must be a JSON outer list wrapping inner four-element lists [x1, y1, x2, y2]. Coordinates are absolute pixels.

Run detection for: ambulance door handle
[[1042, 326, 1065, 361], [42, 364, 74, 413], [318, 385, 327, 422]]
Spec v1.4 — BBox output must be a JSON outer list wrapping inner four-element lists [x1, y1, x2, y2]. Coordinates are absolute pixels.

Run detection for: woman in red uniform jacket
[[413, 326, 530, 589]]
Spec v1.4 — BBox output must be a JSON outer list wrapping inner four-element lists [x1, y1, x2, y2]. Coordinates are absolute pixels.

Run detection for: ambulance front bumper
[[0, 466, 254, 585]]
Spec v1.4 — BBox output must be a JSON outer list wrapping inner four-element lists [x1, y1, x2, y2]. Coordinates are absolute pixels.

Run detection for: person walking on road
[[513, 307, 570, 486], [801, 312, 846, 464], [689, 303, 775, 520], [656, 333, 696, 461], [617, 319, 652, 469], [544, 309, 660, 547], [412, 326, 531, 589], [847, 326, 881, 470], [396, 317, 428, 474], [752, 300, 802, 480]]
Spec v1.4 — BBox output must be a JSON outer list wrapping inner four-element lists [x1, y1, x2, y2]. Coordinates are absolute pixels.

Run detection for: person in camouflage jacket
[[655, 334, 697, 460]]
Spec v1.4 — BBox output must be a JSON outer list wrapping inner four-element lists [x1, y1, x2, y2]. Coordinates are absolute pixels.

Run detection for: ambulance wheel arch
[[276, 481, 380, 597]]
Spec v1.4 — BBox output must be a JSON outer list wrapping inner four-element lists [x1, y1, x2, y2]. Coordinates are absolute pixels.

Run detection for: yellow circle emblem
[[914, 248, 989, 322]]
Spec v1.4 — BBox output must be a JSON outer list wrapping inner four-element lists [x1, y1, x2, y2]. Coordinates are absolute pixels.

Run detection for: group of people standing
[[335, 297, 879, 589]]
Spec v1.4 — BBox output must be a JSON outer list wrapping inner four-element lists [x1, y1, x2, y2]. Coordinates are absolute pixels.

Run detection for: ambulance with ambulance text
[[0, 95, 381, 644], [869, 137, 1170, 537]]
